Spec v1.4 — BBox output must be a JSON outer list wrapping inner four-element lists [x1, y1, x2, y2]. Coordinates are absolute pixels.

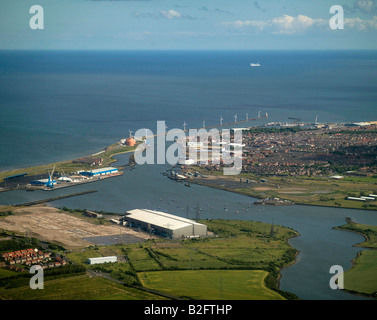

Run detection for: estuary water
[[0, 152, 376, 300], [1, 50, 377, 300]]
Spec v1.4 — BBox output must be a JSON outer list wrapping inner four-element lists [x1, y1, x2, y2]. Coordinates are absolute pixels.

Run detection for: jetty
[[254, 197, 294, 206], [13, 190, 97, 207]]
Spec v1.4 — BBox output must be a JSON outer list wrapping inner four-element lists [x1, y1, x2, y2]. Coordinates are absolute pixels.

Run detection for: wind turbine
[[183, 121, 187, 131], [258, 110, 261, 118], [234, 114, 238, 123], [203, 120, 206, 128], [128, 130, 133, 138], [220, 116, 223, 126], [246, 113, 249, 121]]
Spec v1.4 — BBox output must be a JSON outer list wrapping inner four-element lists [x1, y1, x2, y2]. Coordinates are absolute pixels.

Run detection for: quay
[[254, 198, 294, 206]]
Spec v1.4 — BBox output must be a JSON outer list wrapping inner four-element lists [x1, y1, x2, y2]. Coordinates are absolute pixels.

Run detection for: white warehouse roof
[[90, 167, 118, 174], [125, 209, 204, 231], [87, 256, 117, 265]]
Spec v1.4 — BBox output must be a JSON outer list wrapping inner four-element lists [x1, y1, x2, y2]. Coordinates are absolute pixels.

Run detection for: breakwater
[[13, 190, 98, 207]]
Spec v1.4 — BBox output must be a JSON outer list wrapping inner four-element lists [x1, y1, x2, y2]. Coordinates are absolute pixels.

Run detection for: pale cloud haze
[[0, 0, 376, 50]]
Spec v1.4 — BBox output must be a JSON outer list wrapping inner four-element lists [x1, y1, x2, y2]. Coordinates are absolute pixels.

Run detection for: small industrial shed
[[123, 209, 207, 239], [86, 256, 118, 265]]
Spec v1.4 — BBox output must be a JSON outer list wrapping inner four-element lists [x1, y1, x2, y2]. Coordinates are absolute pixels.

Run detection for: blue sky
[[1, 0, 377, 50]]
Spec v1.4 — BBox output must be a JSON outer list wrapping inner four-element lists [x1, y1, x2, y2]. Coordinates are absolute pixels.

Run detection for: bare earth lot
[[0, 205, 150, 250]]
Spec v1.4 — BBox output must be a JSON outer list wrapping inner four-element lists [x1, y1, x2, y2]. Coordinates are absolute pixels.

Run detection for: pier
[[13, 190, 97, 207]]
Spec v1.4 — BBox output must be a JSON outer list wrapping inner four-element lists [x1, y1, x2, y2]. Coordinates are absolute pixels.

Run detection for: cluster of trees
[[0, 211, 13, 217], [0, 265, 86, 289], [0, 237, 40, 253]]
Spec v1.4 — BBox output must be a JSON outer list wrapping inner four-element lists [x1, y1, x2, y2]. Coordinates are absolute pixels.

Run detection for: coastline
[[340, 251, 377, 299], [333, 225, 369, 248], [269, 232, 301, 300], [0, 143, 138, 193], [333, 220, 377, 299], [186, 177, 377, 212]]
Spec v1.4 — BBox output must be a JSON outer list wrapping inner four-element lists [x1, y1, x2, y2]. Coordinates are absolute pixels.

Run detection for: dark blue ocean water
[[1, 50, 377, 171]]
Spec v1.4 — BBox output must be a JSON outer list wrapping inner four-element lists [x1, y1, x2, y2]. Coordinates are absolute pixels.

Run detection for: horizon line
[[1, 48, 377, 52]]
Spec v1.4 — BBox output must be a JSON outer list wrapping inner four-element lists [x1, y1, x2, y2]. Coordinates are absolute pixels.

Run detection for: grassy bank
[[343, 251, 377, 297], [335, 218, 377, 248], [335, 218, 377, 298]]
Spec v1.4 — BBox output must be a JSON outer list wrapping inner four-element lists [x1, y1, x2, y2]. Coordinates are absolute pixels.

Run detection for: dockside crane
[[46, 165, 56, 188]]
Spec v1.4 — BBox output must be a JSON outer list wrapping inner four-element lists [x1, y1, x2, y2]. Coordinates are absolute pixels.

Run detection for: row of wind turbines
[[181, 110, 268, 131], [128, 110, 268, 139]]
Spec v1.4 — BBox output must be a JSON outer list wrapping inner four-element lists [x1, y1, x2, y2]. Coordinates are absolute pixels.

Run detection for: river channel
[[0, 153, 375, 300]]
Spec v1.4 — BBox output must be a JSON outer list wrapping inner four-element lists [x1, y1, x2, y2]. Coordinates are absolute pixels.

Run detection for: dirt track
[[0, 205, 150, 250]]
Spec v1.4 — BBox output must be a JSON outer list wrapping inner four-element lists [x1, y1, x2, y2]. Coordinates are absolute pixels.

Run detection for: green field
[[0, 274, 161, 300], [344, 250, 377, 296], [336, 219, 377, 248], [63, 219, 299, 299], [336, 219, 377, 298], [67, 245, 125, 264], [1, 219, 299, 300], [139, 269, 285, 300], [0, 268, 17, 279], [114, 219, 298, 273], [189, 167, 377, 211]]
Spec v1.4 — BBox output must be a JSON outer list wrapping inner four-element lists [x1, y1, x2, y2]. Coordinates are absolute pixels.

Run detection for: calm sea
[[1, 50, 377, 171]]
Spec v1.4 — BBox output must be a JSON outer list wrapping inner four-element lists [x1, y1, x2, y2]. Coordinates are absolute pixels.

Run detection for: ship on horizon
[[250, 62, 261, 67]]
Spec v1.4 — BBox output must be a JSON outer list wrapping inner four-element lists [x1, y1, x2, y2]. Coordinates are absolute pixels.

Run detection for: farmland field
[[335, 219, 377, 297], [1, 218, 299, 300], [0, 268, 17, 279], [139, 269, 285, 300], [0, 274, 161, 300], [344, 250, 377, 296]]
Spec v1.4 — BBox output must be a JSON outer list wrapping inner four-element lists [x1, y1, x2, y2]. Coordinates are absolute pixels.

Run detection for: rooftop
[[89, 167, 118, 174], [124, 209, 205, 231]]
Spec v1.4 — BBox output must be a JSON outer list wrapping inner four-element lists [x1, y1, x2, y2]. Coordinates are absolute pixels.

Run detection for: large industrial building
[[80, 167, 118, 177], [123, 209, 207, 239]]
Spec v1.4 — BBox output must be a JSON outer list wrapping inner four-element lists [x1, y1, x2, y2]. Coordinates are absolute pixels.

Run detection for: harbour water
[[1, 50, 377, 300]]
